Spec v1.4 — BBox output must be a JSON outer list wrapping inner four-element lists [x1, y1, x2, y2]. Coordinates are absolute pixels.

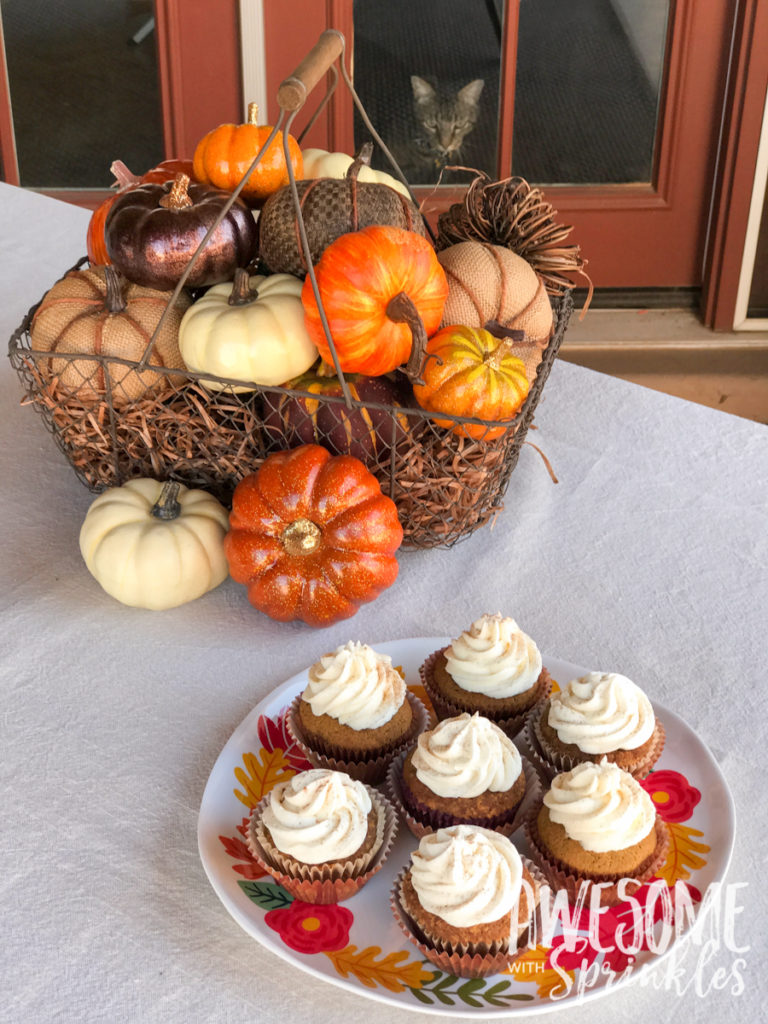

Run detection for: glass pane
[[747, 183, 768, 318], [352, 0, 501, 185], [2, 0, 164, 189], [513, 0, 670, 185]]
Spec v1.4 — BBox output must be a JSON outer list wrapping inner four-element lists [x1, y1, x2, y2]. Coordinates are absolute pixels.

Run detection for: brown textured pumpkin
[[29, 265, 191, 404], [258, 146, 427, 277], [437, 242, 554, 348]]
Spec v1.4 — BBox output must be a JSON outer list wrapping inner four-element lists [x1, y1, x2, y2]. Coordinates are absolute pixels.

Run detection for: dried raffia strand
[[436, 169, 593, 311]]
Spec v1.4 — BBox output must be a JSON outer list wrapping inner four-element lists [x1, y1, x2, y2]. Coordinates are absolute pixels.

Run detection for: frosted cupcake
[[420, 614, 552, 737], [247, 768, 397, 903], [526, 671, 665, 779], [388, 712, 538, 836], [391, 824, 542, 978], [525, 759, 669, 907], [288, 641, 427, 783]]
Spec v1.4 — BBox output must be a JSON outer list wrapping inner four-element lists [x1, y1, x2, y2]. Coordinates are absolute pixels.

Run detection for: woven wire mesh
[[8, 281, 571, 548]]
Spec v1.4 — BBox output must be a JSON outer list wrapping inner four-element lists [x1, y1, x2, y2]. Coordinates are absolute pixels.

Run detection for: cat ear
[[458, 79, 485, 105], [411, 76, 436, 103]]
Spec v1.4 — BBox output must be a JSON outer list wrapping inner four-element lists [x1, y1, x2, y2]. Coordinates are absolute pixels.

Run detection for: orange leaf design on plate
[[549, 677, 560, 694], [408, 681, 435, 721], [324, 944, 434, 991], [507, 945, 573, 1000], [233, 747, 294, 809], [656, 822, 710, 885]]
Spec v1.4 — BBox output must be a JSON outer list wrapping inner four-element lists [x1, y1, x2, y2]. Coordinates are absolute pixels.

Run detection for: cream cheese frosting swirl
[[548, 672, 655, 753], [262, 768, 372, 864], [412, 713, 522, 798], [543, 759, 656, 852], [444, 613, 542, 698], [303, 641, 406, 730], [410, 824, 523, 927]]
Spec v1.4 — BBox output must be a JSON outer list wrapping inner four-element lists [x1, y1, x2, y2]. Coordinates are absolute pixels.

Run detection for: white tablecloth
[[1, 183, 766, 1023]]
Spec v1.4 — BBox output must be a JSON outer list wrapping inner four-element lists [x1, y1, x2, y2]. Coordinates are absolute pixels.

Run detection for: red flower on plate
[[265, 900, 353, 955], [258, 709, 313, 773], [640, 770, 701, 823]]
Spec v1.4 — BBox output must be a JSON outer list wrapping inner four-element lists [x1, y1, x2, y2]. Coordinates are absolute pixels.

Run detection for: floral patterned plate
[[198, 638, 735, 1016]]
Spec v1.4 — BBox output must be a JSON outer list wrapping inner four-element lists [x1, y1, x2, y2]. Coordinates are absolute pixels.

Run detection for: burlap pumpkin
[[30, 265, 191, 404], [258, 150, 426, 277], [437, 242, 554, 352]]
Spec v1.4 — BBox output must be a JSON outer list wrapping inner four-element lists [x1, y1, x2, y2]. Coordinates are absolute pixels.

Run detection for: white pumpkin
[[178, 270, 318, 391], [79, 479, 230, 610], [301, 147, 411, 199]]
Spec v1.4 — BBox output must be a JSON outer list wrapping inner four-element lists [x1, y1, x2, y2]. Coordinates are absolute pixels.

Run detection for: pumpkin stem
[[317, 359, 338, 378], [347, 142, 374, 180], [109, 159, 141, 190], [281, 517, 322, 556], [386, 291, 428, 385], [247, 101, 259, 125], [158, 174, 193, 211], [483, 320, 527, 344], [484, 333, 524, 370], [102, 266, 127, 314], [150, 481, 182, 521], [228, 268, 259, 306]]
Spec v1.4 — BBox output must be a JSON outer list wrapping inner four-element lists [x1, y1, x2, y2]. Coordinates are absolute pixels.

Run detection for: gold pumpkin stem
[[386, 291, 428, 385], [158, 174, 193, 211], [247, 102, 259, 125], [150, 481, 182, 520], [228, 268, 259, 306], [281, 518, 322, 556]]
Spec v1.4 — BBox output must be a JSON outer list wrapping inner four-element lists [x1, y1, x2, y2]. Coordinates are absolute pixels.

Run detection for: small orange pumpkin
[[193, 102, 303, 205], [224, 444, 403, 627], [412, 325, 531, 440], [301, 225, 448, 378]]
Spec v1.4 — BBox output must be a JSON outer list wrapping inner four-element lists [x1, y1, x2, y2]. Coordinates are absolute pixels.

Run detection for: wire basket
[[6, 31, 574, 549]]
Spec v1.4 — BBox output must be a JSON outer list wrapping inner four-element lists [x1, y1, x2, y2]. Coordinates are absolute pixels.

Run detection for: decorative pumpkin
[[87, 159, 196, 266], [178, 268, 318, 390], [301, 225, 448, 379], [224, 444, 403, 627], [262, 368, 413, 465], [412, 325, 531, 440], [193, 102, 303, 205], [29, 265, 191, 404], [79, 479, 229, 610], [301, 145, 410, 198], [437, 241, 554, 346], [104, 174, 259, 290], [258, 145, 427, 277]]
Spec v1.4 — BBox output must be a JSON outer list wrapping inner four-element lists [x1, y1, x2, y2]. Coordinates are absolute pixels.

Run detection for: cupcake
[[525, 758, 669, 907], [247, 767, 397, 903], [287, 641, 427, 783], [420, 613, 552, 737], [391, 824, 543, 978], [389, 712, 537, 836], [526, 671, 665, 779]]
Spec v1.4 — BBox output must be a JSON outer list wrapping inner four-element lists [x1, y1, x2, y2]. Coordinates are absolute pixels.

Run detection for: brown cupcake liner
[[523, 800, 670, 908], [419, 648, 552, 741], [525, 702, 666, 781], [390, 859, 547, 979], [286, 689, 429, 785], [246, 784, 398, 904], [386, 745, 542, 840]]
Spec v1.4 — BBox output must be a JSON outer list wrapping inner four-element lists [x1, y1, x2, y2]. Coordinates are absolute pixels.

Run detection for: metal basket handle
[[277, 30, 344, 112]]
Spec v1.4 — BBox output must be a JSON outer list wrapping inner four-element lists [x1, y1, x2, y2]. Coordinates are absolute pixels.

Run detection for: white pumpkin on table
[[79, 479, 229, 610]]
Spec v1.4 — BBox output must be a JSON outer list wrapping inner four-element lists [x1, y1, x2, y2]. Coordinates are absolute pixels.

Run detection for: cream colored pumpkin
[[301, 147, 411, 198], [178, 270, 318, 391], [79, 479, 229, 610]]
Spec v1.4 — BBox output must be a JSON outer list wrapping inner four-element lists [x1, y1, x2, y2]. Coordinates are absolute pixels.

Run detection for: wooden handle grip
[[277, 30, 345, 112]]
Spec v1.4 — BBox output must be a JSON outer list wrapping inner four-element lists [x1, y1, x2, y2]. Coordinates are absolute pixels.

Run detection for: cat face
[[410, 76, 485, 158]]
